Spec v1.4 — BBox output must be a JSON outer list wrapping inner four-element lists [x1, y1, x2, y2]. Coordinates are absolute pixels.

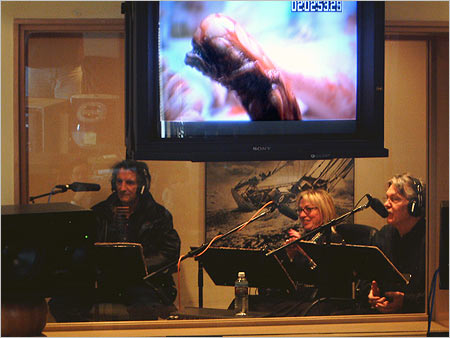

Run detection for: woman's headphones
[[408, 176, 424, 217], [111, 160, 151, 195]]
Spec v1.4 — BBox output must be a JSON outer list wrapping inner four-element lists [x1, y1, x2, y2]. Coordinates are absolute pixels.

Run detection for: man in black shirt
[[367, 173, 425, 313]]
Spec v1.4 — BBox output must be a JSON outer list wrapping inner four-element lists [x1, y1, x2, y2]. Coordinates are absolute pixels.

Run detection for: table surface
[[169, 306, 270, 320]]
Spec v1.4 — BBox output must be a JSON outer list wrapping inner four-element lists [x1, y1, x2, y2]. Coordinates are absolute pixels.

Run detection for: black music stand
[[93, 242, 177, 319], [295, 241, 411, 315], [294, 241, 410, 286], [266, 241, 410, 316], [94, 242, 148, 290], [195, 246, 297, 291]]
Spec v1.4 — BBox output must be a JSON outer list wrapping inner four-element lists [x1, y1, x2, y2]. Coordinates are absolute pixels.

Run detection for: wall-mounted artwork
[[206, 159, 354, 250]]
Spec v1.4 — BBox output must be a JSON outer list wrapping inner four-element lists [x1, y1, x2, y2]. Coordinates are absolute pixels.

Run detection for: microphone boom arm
[[266, 201, 370, 257], [143, 209, 271, 281], [30, 182, 101, 202], [29, 187, 67, 203]]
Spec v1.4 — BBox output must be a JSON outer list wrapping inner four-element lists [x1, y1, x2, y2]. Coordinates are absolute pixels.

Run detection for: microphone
[[56, 182, 101, 192], [367, 194, 388, 218], [268, 189, 298, 220], [276, 203, 298, 220]]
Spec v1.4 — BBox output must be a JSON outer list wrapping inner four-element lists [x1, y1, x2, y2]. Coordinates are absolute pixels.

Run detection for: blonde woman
[[288, 189, 341, 246], [248, 189, 349, 317]]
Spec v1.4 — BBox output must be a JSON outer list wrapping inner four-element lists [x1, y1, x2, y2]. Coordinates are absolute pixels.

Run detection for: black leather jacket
[[91, 191, 181, 303]]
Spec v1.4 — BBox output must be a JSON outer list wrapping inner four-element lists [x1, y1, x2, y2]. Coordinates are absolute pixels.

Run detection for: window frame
[[11, 19, 447, 336]]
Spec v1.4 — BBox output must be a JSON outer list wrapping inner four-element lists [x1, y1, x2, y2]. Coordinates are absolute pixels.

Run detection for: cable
[[194, 200, 273, 259], [193, 234, 225, 258], [177, 254, 185, 310]]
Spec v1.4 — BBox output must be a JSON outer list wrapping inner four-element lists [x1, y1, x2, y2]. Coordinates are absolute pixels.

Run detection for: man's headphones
[[408, 176, 424, 217], [136, 162, 151, 195], [111, 160, 151, 195]]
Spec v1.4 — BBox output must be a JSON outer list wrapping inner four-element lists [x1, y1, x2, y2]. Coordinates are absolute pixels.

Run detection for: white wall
[[354, 40, 428, 229]]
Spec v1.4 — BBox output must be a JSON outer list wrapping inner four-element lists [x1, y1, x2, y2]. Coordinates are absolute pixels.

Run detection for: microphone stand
[[266, 201, 370, 257], [143, 209, 271, 281], [29, 186, 68, 203]]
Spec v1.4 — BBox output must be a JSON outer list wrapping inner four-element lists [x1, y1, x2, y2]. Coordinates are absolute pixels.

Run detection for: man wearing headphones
[[91, 159, 181, 320], [367, 173, 425, 313], [48, 160, 180, 322]]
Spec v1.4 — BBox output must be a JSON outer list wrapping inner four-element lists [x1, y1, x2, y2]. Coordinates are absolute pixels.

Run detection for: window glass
[[17, 27, 444, 329], [26, 31, 125, 209]]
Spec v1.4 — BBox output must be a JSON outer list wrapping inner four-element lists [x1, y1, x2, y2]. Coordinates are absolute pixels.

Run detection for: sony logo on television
[[252, 146, 272, 152], [310, 153, 332, 159]]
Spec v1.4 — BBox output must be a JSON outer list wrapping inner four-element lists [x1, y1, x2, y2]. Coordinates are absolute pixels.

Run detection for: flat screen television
[[124, 1, 388, 161]]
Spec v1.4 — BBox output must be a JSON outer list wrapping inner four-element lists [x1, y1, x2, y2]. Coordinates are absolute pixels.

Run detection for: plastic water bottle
[[234, 271, 248, 316]]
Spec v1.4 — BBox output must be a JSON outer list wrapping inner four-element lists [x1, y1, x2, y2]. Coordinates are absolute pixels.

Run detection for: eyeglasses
[[297, 206, 318, 214]]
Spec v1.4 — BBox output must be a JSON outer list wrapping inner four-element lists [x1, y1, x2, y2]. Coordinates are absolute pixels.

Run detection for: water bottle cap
[[238, 271, 245, 278]]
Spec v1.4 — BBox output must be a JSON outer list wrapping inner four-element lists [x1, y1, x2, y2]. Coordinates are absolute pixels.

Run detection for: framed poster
[[206, 159, 354, 250]]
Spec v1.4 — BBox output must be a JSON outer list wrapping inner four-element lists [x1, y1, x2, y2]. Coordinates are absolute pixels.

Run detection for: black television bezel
[[124, 1, 388, 162]]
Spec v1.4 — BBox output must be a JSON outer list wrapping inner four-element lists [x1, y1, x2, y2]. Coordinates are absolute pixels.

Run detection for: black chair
[[335, 223, 378, 246]]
